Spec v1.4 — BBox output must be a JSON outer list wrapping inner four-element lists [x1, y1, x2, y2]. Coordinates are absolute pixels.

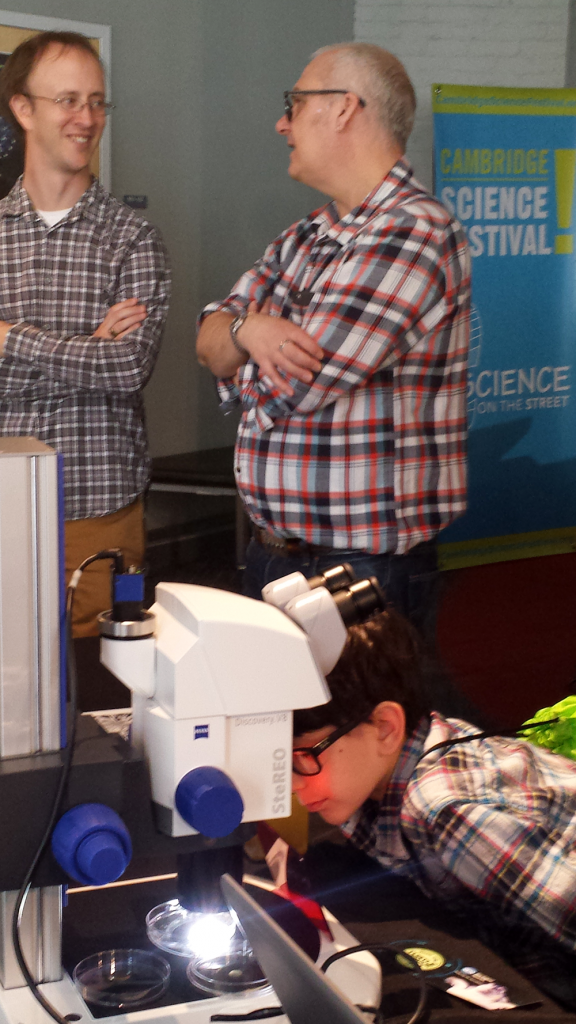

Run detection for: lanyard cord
[[420, 717, 561, 762]]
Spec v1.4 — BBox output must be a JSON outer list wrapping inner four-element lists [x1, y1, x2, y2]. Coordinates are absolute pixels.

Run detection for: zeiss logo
[[194, 724, 209, 740]]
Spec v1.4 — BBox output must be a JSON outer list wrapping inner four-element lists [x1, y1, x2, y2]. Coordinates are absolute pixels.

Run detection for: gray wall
[[567, 0, 576, 87], [195, 0, 355, 449], [355, 0, 571, 194], [1, 0, 354, 454]]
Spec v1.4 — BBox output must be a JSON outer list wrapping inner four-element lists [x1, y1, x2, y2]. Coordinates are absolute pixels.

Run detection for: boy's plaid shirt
[[201, 160, 470, 554], [343, 711, 576, 953]]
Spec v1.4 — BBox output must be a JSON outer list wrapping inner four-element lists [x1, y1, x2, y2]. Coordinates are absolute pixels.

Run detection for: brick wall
[[354, 0, 571, 188]]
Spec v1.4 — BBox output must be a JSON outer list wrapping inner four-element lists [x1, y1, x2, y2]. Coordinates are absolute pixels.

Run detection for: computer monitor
[[220, 874, 367, 1024]]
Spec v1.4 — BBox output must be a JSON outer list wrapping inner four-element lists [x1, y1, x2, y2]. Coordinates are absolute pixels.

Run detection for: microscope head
[[100, 569, 386, 840]]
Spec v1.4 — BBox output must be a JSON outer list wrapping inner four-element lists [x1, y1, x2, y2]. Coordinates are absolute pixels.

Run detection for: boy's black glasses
[[293, 715, 368, 776], [283, 89, 366, 122]]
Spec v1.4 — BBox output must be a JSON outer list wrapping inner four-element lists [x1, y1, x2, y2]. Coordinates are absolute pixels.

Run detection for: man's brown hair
[[0, 31, 102, 140]]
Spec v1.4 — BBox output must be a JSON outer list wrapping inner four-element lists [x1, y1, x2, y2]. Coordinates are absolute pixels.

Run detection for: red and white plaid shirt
[[201, 159, 470, 555], [343, 712, 576, 956]]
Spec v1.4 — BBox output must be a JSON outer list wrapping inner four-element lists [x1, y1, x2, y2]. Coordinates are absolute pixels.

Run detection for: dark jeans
[[242, 536, 439, 644]]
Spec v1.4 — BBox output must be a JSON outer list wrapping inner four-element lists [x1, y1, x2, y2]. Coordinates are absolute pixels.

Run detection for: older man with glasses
[[0, 31, 170, 644], [197, 42, 470, 645]]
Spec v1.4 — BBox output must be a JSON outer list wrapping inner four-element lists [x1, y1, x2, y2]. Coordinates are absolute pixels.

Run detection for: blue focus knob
[[175, 766, 244, 838], [51, 803, 132, 885], [75, 831, 127, 886]]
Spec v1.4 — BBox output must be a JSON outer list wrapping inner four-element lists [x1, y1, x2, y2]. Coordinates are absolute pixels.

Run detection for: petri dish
[[146, 887, 320, 962], [146, 899, 238, 958], [73, 948, 170, 1010], [146, 898, 269, 996], [186, 930, 269, 996]]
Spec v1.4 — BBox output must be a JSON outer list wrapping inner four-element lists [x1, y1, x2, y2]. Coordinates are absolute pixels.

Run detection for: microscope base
[[0, 914, 380, 1023]]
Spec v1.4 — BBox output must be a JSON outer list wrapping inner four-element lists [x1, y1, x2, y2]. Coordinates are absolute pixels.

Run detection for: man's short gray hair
[[312, 43, 416, 150]]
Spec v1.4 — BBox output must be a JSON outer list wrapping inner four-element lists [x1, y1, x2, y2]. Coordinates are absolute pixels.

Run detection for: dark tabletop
[[151, 447, 235, 488], [62, 844, 576, 1023], [303, 840, 576, 1023]]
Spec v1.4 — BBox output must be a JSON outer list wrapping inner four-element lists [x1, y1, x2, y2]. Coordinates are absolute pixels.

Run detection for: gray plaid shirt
[[0, 178, 170, 519]]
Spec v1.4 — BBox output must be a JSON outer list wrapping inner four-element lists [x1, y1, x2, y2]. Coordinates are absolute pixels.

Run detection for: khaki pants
[[65, 498, 145, 638]]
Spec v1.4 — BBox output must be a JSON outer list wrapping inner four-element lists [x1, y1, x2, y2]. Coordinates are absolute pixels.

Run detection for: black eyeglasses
[[293, 715, 369, 776], [283, 89, 366, 122]]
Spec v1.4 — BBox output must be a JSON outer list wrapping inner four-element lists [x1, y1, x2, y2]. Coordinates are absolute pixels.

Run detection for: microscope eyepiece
[[306, 562, 356, 593], [332, 577, 387, 626]]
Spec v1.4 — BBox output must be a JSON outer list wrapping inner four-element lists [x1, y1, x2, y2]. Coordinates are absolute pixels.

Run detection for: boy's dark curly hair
[[293, 607, 430, 737]]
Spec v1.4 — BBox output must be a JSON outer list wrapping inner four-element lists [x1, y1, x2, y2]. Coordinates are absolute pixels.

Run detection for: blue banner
[[433, 85, 576, 568]]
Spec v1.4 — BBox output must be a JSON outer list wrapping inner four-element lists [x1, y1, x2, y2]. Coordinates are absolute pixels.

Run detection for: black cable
[[421, 716, 561, 761], [211, 1010, 286, 1021], [211, 944, 427, 1024], [11, 549, 124, 1024], [320, 943, 427, 1024]]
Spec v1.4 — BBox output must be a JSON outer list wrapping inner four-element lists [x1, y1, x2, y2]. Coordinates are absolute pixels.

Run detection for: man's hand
[[94, 298, 147, 340], [197, 300, 323, 395], [236, 299, 323, 396]]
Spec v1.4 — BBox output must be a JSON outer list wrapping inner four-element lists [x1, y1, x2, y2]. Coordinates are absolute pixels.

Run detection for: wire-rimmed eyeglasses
[[292, 714, 369, 776], [24, 94, 115, 116], [283, 89, 366, 122]]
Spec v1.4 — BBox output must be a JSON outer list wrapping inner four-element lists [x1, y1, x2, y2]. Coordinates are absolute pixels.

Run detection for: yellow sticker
[[396, 947, 446, 972]]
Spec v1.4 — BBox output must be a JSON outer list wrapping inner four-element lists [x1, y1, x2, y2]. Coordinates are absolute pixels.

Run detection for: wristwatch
[[229, 312, 249, 355]]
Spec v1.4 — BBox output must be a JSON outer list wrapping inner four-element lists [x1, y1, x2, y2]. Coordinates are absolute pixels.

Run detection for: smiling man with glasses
[[0, 31, 170, 643], [197, 42, 470, 651]]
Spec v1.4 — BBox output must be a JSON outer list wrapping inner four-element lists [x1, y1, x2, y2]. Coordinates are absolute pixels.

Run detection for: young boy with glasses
[[292, 609, 576, 1007]]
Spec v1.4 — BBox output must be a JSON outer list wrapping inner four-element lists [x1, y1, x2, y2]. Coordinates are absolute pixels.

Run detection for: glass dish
[[186, 930, 269, 995], [146, 898, 236, 959], [73, 947, 170, 1010], [146, 898, 269, 995]]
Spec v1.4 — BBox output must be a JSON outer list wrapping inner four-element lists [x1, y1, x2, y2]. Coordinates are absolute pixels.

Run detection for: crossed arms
[[0, 225, 170, 395], [196, 210, 466, 424]]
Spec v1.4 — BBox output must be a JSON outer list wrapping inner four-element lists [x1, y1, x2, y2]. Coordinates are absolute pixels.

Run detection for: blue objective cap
[[75, 831, 128, 886], [175, 766, 244, 838], [51, 803, 132, 885]]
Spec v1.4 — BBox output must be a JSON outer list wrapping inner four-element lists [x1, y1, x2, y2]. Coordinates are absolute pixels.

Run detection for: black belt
[[253, 528, 436, 561], [253, 527, 334, 557]]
